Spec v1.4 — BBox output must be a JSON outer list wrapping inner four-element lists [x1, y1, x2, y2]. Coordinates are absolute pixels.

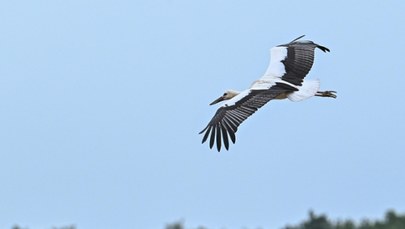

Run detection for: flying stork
[[199, 35, 336, 151]]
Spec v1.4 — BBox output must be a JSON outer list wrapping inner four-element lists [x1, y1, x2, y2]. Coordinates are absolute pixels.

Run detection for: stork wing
[[263, 35, 330, 86], [199, 84, 296, 151]]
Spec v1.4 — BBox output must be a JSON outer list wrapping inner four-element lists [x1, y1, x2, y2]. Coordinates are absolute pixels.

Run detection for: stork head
[[210, 90, 239, 105]]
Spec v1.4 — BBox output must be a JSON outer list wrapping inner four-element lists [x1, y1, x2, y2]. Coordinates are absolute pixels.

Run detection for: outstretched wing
[[199, 84, 296, 151], [263, 35, 330, 86]]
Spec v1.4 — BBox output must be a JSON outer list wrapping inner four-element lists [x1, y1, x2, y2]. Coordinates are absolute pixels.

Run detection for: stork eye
[[223, 93, 227, 96]]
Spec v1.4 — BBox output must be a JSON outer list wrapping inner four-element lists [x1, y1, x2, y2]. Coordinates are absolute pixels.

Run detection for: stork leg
[[316, 90, 337, 98]]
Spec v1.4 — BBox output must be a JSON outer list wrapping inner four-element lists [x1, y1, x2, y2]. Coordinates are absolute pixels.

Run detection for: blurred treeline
[[166, 210, 405, 229], [10, 210, 405, 229]]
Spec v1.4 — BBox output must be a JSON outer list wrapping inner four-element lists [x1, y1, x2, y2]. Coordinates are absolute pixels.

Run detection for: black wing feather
[[220, 124, 229, 150], [279, 35, 330, 86], [216, 125, 222, 151], [199, 85, 296, 151], [209, 125, 216, 149]]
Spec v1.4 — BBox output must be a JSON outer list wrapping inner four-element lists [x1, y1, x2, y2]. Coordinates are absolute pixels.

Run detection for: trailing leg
[[316, 91, 337, 98]]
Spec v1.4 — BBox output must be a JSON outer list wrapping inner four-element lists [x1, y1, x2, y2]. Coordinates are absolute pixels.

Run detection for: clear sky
[[1, 1, 404, 229]]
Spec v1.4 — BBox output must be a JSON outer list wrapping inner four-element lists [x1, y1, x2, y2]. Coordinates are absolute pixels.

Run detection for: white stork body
[[200, 35, 336, 151]]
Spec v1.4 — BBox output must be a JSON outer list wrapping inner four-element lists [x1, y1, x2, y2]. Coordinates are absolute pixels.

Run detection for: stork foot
[[316, 91, 337, 98]]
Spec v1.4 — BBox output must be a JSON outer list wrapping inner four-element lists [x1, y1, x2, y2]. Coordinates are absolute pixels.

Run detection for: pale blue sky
[[1, 1, 404, 229]]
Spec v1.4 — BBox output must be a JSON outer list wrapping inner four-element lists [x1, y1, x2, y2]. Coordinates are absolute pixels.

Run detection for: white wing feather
[[261, 46, 288, 79]]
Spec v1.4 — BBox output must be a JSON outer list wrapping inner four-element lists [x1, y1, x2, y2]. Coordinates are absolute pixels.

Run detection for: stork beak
[[209, 96, 225, 105]]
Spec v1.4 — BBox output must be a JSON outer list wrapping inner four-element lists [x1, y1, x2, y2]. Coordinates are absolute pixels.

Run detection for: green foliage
[[11, 226, 26, 229], [8, 210, 405, 229], [282, 210, 405, 229], [163, 210, 405, 229], [166, 221, 185, 229], [165, 221, 207, 229]]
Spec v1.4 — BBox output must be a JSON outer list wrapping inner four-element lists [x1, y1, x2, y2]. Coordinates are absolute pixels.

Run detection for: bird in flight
[[199, 35, 336, 152]]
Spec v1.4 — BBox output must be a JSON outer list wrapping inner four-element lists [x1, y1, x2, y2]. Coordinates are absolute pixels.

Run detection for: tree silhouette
[[8, 210, 405, 229], [163, 210, 405, 229]]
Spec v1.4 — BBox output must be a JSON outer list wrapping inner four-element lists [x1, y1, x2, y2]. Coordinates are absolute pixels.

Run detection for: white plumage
[[263, 46, 288, 78]]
